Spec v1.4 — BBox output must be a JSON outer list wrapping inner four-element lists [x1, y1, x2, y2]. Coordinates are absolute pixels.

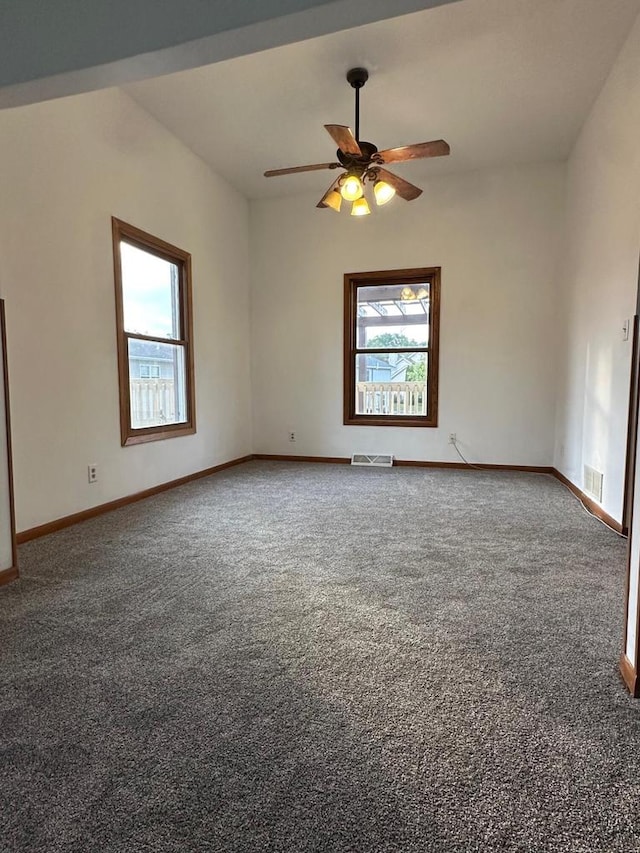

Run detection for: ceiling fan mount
[[264, 66, 450, 213], [346, 66, 369, 89]]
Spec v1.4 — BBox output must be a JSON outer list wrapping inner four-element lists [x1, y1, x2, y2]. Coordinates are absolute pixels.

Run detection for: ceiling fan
[[264, 67, 450, 215]]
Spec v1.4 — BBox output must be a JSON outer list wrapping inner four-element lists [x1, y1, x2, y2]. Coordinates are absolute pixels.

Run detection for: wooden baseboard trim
[[252, 454, 351, 464], [254, 454, 553, 474], [552, 469, 624, 535], [0, 565, 18, 587], [395, 460, 554, 473], [15, 455, 625, 544], [17, 455, 253, 544], [620, 652, 639, 696]]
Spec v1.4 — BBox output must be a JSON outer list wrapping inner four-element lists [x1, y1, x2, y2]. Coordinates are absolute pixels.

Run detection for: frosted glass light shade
[[351, 197, 371, 216], [341, 175, 364, 201], [324, 190, 342, 212], [374, 180, 396, 205]]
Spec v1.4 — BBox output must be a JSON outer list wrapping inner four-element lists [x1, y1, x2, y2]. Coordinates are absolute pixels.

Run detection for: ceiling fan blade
[[376, 139, 450, 164], [264, 162, 340, 177], [375, 167, 423, 201], [324, 124, 362, 156]]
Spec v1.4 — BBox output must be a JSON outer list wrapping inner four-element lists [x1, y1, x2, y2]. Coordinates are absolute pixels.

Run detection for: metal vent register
[[583, 465, 603, 502], [351, 454, 394, 467]]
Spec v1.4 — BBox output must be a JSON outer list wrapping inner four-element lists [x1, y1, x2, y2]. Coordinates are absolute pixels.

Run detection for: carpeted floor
[[1, 460, 639, 852]]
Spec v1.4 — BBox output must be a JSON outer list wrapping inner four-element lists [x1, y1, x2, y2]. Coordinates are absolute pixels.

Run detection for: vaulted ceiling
[[125, 0, 640, 200]]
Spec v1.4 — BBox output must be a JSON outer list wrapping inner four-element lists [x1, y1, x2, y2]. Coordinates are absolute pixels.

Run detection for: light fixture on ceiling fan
[[400, 286, 429, 301], [264, 67, 451, 216]]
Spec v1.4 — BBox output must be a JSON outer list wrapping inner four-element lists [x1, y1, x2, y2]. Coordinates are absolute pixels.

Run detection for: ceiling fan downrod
[[346, 67, 368, 143]]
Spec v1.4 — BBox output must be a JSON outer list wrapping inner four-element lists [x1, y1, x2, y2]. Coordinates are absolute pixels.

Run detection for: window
[[139, 364, 161, 379], [344, 267, 440, 427], [112, 218, 196, 446]]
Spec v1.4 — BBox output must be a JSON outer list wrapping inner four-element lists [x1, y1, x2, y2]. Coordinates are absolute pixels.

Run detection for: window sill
[[122, 424, 196, 446], [344, 416, 438, 428]]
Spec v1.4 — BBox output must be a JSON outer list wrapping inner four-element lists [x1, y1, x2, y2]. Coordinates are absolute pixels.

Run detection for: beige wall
[[250, 162, 565, 465], [0, 88, 252, 531], [544, 12, 640, 665], [553, 14, 640, 527]]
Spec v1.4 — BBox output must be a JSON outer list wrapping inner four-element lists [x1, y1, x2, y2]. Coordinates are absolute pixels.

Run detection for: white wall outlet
[[289, 431, 296, 442], [623, 318, 630, 341], [448, 433, 457, 445], [88, 464, 98, 484]]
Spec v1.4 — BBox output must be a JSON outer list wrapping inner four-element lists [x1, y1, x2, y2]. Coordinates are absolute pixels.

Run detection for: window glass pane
[[128, 339, 187, 429], [356, 283, 429, 348], [354, 351, 428, 416], [121, 242, 180, 339]]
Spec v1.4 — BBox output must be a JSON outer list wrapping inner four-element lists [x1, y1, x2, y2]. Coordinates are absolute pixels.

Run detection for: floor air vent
[[351, 453, 394, 467], [584, 464, 603, 502]]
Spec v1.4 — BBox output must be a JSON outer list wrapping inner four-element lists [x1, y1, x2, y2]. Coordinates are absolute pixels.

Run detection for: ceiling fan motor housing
[[336, 140, 379, 169]]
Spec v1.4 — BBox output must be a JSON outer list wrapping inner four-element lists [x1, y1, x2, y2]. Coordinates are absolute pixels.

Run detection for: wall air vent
[[583, 464, 603, 502], [351, 453, 394, 467]]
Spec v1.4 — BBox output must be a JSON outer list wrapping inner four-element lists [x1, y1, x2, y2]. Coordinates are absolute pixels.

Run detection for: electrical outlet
[[88, 464, 98, 484], [289, 431, 296, 442], [448, 433, 457, 445]]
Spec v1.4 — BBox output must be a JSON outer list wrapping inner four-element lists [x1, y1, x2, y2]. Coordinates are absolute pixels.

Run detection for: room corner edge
[[620, 652, 639, 697]]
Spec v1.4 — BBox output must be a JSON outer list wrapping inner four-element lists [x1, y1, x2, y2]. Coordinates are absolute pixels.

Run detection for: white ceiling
[[125, 0, 640, 201]]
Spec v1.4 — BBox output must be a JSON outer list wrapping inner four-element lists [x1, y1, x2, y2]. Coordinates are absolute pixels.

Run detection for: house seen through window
[[344, 268, 440, 427], [112, 219, 195, 446], [138, 362, 161, 380]]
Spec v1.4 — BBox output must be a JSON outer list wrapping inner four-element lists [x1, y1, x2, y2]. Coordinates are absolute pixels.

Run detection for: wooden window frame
[[344, 267, 440, 428], [112, 218, 196, 447]]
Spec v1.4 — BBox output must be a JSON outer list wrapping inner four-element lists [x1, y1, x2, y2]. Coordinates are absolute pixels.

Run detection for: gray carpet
[[1, 460, 639, 852]]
